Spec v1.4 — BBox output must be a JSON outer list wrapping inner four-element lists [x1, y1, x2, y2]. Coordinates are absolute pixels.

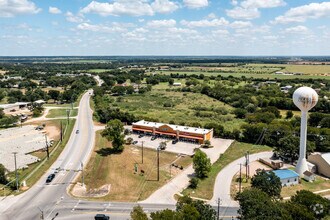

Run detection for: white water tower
[[293, 87, 318, 176]]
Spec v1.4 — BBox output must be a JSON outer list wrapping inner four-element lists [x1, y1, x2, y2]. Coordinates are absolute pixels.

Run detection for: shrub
[[189, 177, 199, 189]]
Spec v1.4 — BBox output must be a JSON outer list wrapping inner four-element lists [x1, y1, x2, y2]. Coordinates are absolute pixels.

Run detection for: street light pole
[[217, 198, 221, 220], [13, 152, 19, 192], [66, 109, 70, 124], [141, 141, 144, 164], [81, 162, 84, 187], [45, 134, 49, 159], [157, 147, 160, 181], [60, 120, 63, 142]]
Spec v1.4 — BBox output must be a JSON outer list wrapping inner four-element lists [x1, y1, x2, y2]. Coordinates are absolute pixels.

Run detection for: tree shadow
[[96, 147, 121, 156]]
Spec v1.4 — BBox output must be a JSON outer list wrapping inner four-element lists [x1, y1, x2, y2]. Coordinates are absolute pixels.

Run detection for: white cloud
[[226, 7, 260, 20], [212, 29, 230, 35], [0, 0, 41, 17], [284, 25, 309, 34], [181, 18, 229, 27], [231, 0, 238, 6], [206, 13, 217, 19], [230, 21, 253, 29], [49, 6, 61, 14], [147, 19, 176, 28], [151, 0, 179, 14], [183, 0, 208, 9], [241, 0, 286, 9], [263, 35, 278, 40], [80, 0, 154, 17], [273, 2, 330, 24], [66, 12, 84, 23], [77, 23, 126, 33]]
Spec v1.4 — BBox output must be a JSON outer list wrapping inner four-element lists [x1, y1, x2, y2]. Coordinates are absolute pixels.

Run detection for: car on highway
[[46, 173, 55, 183], [94, 214, 110, 220], [76, 130, 79, 134]]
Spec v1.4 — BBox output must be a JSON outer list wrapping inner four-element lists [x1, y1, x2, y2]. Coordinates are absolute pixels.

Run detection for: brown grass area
[[27, 120, 61, 140], [81, 131, 192, 201]]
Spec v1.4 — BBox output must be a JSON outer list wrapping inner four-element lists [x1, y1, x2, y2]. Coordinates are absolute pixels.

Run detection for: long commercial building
[[132, 120, 213, 144]]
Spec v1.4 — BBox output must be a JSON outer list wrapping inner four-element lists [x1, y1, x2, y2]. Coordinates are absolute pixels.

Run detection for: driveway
[[140, 138, 234, 204], [209, 151, 273, 207]]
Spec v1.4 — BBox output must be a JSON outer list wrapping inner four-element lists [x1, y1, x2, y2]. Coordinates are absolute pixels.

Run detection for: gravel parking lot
[[0, 125, 51, 172]]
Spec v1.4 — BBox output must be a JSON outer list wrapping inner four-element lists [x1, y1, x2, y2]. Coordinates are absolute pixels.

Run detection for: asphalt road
[[0, 90, 239, 220]]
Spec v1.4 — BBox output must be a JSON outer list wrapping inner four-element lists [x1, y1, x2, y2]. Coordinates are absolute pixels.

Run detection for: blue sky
[[0, 0, 330, 56]]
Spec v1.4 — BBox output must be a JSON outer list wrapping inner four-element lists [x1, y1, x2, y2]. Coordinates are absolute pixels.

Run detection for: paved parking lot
[[126, 133, 199, 155]]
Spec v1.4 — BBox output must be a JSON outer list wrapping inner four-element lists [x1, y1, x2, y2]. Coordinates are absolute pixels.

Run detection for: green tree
[[151, 209, 181, 220], [281, 202, 315, 220], [251, 169, 282, 198], [286, 110, 294, 119], [48, 90, 60, 102], [0, 164, 7, 184], [236, 188, 290, 220], [233, 108, 247, 119], [290, 190, 330, 218], [130, 205, 148, 220], [101, 119, 125, 152], [193, 149, 211, 178], [181, 204, 200, 220]]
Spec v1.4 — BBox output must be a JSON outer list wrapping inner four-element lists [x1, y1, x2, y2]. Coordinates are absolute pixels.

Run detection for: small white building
[[273, 169, 299, 187], [303, 171, 315, 182]]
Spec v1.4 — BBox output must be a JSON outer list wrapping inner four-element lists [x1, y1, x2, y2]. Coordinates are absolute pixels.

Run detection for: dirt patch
[[0, 70, 6, 75], [28, 120, 61, 140], [243, 161, 271, 177], [72, 183, 111, 198]]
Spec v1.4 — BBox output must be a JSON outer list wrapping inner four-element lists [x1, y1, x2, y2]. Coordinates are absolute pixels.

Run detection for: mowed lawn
[[46, 108, 78, 118], [82, 131, 192, 201], [114, 90, 245, 131], [182, 141, 271, 200]]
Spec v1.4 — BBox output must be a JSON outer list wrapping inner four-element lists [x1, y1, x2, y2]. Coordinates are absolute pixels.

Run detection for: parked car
[[151, 136, 157, 141], [46, 173, 55, 183], [138, 134, 144, 138], [172, 139, 178, 144], [132, 141, 138, 145], [94, 214, 110, 220]]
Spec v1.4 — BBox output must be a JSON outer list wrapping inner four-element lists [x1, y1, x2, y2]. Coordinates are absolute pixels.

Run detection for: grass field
[[89, 69, 110, 73], [46, 108, 78, 118], [114, 89, 245, 131], [81, 131, 192, 201], [156, 70, 330, 80], [182, 141, 271, 200]]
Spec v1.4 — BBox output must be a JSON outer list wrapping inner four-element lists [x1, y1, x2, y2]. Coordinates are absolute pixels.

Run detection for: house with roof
[[308, 152, 330, 178], [273, 169, 299, 187], [132, 120, 213, 144]]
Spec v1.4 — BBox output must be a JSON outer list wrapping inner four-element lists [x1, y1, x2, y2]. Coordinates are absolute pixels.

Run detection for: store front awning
[[155, 131, 177, 136], [179, 135, 204, 140], [132, 127, 153, 133]]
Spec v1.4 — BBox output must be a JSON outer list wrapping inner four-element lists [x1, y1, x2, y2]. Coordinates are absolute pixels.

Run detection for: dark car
[[138, 134, 144, 138], [46, 173, 55, 183], [151, 136, 157, 141], [172, 139, 178, 144], [76, 130, 79, 134], [132, 141, 138, 145], [94, 214, 110, 220]]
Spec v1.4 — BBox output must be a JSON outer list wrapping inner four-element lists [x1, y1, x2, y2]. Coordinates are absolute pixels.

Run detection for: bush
[[189, 177, 199, 189]]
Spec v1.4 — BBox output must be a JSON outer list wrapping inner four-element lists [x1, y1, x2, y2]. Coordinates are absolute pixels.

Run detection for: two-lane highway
[[1, 90, 95, 220]]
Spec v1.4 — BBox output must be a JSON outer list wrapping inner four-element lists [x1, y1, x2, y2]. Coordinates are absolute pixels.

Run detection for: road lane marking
[[71, 199, 81, 212]]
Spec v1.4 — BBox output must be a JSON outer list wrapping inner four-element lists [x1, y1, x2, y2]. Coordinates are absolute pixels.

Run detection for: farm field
[[114, 88, 245, 131], [79, 131, 192, 201]]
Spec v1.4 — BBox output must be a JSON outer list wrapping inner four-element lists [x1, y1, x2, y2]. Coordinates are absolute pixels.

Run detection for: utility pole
[[81, 162, 84, 187], [66, 109, 70, 124], [60, 121, 63, 142], [45, 134, 49, 159], [157, 147, 160, 181], [217, 198, 221, 220], [245, 152, 248, 181], [13, 152, 19, 192], [239, 163, 242, 194], [141, 141, 144, 164], [247, 151, 250, 179]]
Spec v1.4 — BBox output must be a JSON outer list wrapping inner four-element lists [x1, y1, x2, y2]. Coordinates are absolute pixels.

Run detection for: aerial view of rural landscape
[[1, 0, 330, 220]]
